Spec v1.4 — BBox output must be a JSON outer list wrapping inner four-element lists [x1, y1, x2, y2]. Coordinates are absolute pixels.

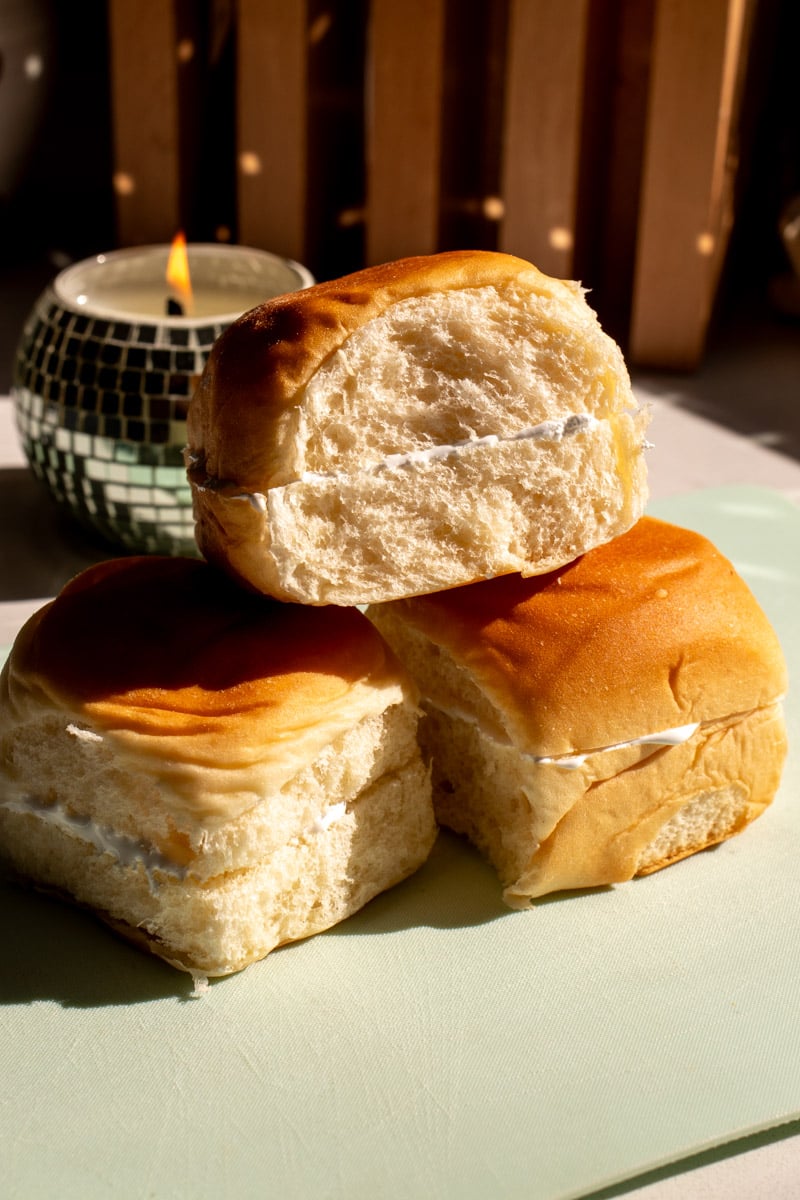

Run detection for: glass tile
[[149, 422, 170, 444], [98, 367, 118, 390], [126, 419, 146, 442], [154, 467, 180, 487], [148, 397, 170, 420], [128, 465, 154, 485], [144, 372, 165, 394], [120, 369, 140, 393], [128, 487, 154, 504], [85, 460, 109, 482], [114, 442, 138, 463], [167, 373, 189, 396]]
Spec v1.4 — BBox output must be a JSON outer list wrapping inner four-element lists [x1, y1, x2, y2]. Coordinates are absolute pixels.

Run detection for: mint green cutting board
[[2, 486, 799, 1200]]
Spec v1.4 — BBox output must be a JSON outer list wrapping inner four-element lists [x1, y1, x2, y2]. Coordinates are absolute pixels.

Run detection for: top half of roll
[[185, 250, 649, 605], [367, 516, 789, 758], [0, 556, 416, 833]]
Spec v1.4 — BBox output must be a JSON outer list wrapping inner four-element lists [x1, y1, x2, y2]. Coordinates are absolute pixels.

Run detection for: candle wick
[[166, 296, 185, 317]]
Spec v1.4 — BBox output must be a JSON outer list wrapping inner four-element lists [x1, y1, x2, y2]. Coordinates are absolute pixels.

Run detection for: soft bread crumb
[[189, 972, 210, 998], [188, 253, 649, 604]]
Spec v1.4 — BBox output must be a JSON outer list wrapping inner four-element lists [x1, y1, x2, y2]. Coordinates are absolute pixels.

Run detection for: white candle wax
[[76, 284, 270, 320], [54, 243, 314, 323]]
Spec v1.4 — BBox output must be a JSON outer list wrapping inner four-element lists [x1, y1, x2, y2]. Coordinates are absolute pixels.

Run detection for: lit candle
[[12, 242, 314, 557], [55, 241, 314, 322]]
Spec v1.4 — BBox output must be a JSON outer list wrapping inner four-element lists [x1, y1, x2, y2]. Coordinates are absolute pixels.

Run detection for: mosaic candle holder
[[12, 244, 314, 555]]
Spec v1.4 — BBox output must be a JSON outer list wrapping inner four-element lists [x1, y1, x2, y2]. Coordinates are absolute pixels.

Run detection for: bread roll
[[0, 558, 435, 976], [185, 250, 649, 605], [368, 517, 788, 905]]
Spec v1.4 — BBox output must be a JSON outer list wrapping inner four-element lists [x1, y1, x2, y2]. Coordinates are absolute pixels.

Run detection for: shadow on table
[[0, 466, 111, 601], [0, 879, 199, 1006], [0, 833, 511, 1009]]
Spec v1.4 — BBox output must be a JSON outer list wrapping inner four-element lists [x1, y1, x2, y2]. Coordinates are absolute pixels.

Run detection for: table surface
[[2, 389, 800, 1199]]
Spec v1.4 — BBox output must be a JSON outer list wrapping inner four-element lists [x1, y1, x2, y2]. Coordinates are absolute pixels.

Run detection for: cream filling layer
[[531, 723, 700, 769], [0, 791, 187, 889], [0, 789, 350, 892], [424, 697, 701, 768], [215, 412, 600, 511]]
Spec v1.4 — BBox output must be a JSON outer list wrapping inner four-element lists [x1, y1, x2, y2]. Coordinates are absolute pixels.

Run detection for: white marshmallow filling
[[194, 411, 605, 510], [0, 788, 351, 894]]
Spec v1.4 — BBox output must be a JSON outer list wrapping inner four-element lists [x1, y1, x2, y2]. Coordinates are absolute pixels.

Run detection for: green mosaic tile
[[10, 284, 228, 555]]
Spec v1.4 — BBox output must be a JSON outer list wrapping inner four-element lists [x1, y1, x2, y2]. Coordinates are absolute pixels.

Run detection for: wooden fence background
[[107, 0, 756, 368]]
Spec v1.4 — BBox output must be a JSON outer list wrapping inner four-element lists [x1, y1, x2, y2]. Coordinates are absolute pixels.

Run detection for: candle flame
[[166, 231, 194, 315]]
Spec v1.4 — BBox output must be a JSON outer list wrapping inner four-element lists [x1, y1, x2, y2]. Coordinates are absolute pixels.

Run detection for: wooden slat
[[365, 0, 446, 265], [236, 0, 309, 261], [630, 0, 751, 368], [707, 0, 755, 298], [581, 0, 656, 345], [499, 0, 590, 279], [108, 0, 182, 244]]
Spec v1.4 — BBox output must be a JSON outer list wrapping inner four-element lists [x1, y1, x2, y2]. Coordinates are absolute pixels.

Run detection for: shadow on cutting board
[[0, 831, 513, 1008]]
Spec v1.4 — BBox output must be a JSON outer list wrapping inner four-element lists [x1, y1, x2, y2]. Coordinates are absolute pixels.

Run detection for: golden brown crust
[[378, 517, 789, 755], [506, 704, 788, 901], [185, 250, 572, 492], [3, 556, 410, 765]]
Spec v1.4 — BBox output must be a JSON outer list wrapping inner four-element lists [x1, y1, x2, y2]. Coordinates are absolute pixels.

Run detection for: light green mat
[[1, 485, 798, 1200]]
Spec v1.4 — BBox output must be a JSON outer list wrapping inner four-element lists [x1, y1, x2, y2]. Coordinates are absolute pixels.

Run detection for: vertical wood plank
[[499, 0, 590, 279], [629, 0, 751, 367], [707, 0, 754, 297], [108, 0, 181, 244], [366, 0, 446, 265], [578, 0, 655, 345], [236, 0, 309, 261]]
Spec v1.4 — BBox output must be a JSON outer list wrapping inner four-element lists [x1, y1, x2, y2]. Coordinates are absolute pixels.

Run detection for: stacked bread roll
[[0, 557, 436, 977], [0, 250, 788, 977], [184, 248, 786, 905]]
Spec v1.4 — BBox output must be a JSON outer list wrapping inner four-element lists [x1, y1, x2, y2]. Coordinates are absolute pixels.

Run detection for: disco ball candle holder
[[12, 243, 314, 556]]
